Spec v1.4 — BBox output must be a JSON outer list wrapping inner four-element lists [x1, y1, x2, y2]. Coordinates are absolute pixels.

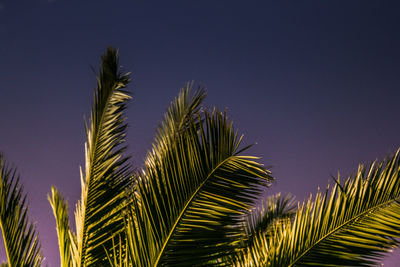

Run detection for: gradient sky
[[1, 1, 400, 266]]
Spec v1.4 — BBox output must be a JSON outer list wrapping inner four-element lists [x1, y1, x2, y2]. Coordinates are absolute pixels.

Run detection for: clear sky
[[1, 1, 400, 266]]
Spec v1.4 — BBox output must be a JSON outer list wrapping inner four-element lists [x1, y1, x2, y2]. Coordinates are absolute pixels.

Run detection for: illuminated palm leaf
[[0, 155, 42, 267], [246, 150, 400, 266], [49, 47, 133, 266], [127, 85, 273, 266]]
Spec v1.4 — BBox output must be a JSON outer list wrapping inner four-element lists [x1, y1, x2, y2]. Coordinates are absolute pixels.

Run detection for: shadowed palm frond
[[232, 193, 295, 266], [106, 234, 129, 267], [244, 193, 296, 240], [49, 47, 133, 267], [249, 149, 400, 266], [126, 85, 273, 266], [0, 154, 42, 267]]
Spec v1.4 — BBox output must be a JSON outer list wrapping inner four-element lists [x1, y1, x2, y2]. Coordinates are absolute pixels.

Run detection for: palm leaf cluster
[[240, 150, 400, 266], [0, 155, 42, 267], [1, 47, 400, 266]]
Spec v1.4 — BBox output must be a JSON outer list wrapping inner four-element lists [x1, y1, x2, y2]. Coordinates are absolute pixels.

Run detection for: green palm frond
[[127, 85, 273, 266], [49, 47, 133, 266], [48, 187, 71, 267], [253, 149, 400, 266], [73, 46, 133, 266], [0, 154, 42, 267]]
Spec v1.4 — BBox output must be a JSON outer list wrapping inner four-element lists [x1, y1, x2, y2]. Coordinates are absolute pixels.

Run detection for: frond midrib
[[153, 156, 233, 266], [80, 80, 119, 264], [289, 195, 400, 266], [88, 85, 116, 177]]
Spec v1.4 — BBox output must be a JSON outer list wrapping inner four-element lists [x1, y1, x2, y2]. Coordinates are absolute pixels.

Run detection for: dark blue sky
[[1, 1, 400, 266]]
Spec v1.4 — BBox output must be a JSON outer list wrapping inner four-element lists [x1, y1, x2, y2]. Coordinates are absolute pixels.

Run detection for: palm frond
[[127, 86, 273, 266], [46, 47, 133, 266], [48, 187, 71, 267], [255, 149, 400, 266], [0, 154, 42, 267], [72, 46, 133, 266]]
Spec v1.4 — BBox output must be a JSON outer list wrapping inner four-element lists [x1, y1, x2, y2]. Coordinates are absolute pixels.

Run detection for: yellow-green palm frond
[[49, 47, 134, 267], [127, 85, 273, 266], [252, 149, 400, 266], [0, 154, 42, 267], [73, 46, 133, 266], [48, 187, 71, 267]]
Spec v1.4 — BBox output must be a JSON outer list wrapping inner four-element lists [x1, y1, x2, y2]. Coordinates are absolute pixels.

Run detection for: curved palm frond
[[73, 46, 133, 266], [244, 193, 296, 240], [48, 187, 71, 267], [251, 149, 400, 266], [232, 193, 295, 266], [0, 154, 42, 267], [127, 85, 273, 266], [49, 47, 133, 266]]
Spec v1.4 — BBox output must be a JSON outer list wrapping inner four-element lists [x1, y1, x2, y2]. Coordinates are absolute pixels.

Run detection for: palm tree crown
[[1, 47, 400, 267]]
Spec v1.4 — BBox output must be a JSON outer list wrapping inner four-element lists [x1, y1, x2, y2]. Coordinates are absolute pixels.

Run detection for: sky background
[[1, 1, 400, 266]]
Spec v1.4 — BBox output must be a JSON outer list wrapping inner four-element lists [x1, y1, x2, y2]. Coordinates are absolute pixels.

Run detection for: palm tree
[[1, 47, 400, 266], [89, 48, 400, 267], [49, 47, 273, 266]]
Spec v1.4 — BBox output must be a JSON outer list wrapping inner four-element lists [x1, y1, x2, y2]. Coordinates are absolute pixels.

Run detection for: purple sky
[[1, 1, 400, 266]]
